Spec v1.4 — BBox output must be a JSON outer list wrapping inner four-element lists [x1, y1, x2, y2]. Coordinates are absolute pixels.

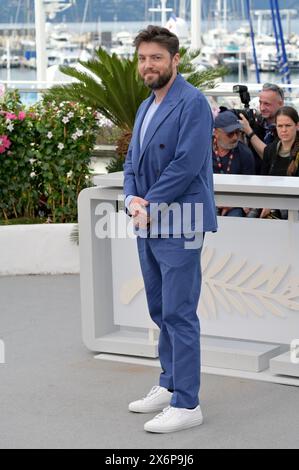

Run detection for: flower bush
[[32, 98, 99, 223], [0, 90, 39, 221], [0, 90, 99, 223]]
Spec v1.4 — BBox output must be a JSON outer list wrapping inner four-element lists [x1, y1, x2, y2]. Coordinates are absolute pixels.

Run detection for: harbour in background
[[1, 6, 299, 90]]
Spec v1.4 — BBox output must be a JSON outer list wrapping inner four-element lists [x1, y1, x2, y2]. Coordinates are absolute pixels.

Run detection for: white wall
[[0, 224, 79, 276]]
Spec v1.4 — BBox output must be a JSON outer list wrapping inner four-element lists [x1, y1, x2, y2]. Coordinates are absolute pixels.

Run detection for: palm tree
[[45, 47, 227, 172]]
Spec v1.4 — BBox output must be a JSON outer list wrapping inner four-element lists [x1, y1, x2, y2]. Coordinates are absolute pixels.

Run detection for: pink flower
[[18, 111, 26, 120], [5, 112, 17, 120], [0, 135, 12, 154]]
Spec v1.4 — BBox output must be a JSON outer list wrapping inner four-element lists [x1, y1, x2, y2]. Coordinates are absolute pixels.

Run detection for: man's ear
[[173, 53, 180, 67]]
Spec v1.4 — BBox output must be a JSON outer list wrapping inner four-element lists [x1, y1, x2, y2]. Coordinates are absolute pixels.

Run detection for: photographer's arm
[[239, 114, 266, 159]]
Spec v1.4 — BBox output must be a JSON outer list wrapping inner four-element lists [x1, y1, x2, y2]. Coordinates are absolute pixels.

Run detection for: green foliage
[[45, 49, 150, 131], [178, 47, 228, 89], [105, 155, 125, 174], [0, 91, 39, 220], [45, 47, 227, 135], [44, 47, 227, 174], [0, 90, 99, 223], [33, 99, 98, 223]]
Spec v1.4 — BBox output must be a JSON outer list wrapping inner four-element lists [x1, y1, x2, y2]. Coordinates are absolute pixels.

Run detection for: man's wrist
[[247, 131, 255, 141], [125, 195, 135, 211]]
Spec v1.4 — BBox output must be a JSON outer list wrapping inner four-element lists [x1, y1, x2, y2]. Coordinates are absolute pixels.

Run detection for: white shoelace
[[152, 406, 175, 421], [143, 385, 161, 400]]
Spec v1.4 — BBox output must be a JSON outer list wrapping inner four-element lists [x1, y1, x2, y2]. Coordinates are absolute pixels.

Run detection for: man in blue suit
[[123, 26, 217, 433]]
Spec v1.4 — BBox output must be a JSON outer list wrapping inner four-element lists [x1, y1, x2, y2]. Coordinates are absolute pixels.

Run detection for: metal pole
[[217, 0, 222, 29], [34, 0, 47, 84], [286, 10, 291, 39], [257, 13, 262, 37], [81, 0, 90, 35], [6, 38, 11, 83], [238, 49, 244, 83], [269, 0, 282, 79], [161, 0, 167, 26], [223, 0, 228, 31], [180, 0, 186, 20], [191, 0, 201, 49], [273, 0, 291, 84], [245, 0, 260, 83]]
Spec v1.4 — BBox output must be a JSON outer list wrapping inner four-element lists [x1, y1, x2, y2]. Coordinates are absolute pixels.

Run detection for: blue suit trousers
[[137, 234, 203, 409]]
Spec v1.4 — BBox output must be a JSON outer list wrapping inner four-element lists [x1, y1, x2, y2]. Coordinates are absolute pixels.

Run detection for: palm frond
[[45, 48, 151, 131], [45, 47, 227, 135]]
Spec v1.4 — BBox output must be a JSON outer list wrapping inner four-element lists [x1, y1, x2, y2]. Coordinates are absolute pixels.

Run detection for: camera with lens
[[231, 84, 256, 128]]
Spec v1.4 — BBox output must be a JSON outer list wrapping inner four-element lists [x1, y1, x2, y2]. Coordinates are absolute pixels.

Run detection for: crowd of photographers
[[212, 82, 299, 219]]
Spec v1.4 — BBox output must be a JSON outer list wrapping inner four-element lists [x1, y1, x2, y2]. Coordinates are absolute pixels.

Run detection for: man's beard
[[218, 139, 239, 151], [144, 67, 173, 90]]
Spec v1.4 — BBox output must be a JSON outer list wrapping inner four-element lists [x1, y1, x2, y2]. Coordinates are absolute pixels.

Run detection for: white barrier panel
[[78, 173, 299, 378]]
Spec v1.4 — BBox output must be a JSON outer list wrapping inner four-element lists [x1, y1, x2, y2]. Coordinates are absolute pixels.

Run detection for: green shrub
[[0, 90, 99, 223], [0, 90, 39, 221]]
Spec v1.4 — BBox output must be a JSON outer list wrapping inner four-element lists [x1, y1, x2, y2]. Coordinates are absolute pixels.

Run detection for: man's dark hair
[[133, 25, 180, 57]]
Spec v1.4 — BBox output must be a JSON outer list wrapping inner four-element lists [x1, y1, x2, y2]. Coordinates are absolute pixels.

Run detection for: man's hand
[[220, 207, 233, 216], [239, 113, 252, 136], [260, 208, 271, 219], [129, 197, 150, 229], [129, 196, 149, 216]]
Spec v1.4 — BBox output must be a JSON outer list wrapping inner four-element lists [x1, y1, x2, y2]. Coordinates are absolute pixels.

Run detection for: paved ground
[[0, 274, 298, 449]]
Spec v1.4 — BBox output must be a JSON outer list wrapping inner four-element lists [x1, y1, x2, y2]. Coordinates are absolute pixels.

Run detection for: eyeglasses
[[225, 129, 241, 138], [262, 83, 285, 100]]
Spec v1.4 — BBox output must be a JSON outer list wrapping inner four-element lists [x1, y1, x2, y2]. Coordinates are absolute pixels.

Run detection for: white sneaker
[[128, 386, 172, 413], [144, 405, 203, 433]]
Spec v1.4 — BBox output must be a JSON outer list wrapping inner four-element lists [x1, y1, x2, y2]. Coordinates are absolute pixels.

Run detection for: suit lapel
[[138, 74, 185, 169]]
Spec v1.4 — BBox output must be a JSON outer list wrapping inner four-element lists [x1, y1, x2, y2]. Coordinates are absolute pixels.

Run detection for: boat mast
[[217, 0, 222, 30], [81, 0, 90, 34], [223, 0, 228, 31], [180, 0, 186, 20], [34, 0, 47, 83], [191, 0, 201, 49], [149, 1, 173, 27], [34, 1, 74, 84], [272, 0, 291, 84], [245, 0, 260, 83]]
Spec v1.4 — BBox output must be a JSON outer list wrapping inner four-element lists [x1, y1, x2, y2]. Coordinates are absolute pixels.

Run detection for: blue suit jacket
[[123, 74, 218, 234]]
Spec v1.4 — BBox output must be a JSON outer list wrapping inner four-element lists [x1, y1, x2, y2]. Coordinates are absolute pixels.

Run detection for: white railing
[[3, 80, 299, 96]]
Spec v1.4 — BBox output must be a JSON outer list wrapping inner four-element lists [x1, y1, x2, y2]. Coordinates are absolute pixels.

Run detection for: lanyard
[[213, 143, 234, 174]]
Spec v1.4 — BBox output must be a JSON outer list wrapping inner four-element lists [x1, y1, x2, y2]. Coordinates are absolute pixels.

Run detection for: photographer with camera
[[238, 83, 284, 174], [213, 110, 255, 217]]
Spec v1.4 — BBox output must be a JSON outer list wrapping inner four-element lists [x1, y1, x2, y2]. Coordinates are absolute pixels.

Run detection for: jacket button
[[160, 144, 165, 149]]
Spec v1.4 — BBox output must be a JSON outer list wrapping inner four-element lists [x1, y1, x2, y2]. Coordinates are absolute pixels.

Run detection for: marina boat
[[165, 15, 190, 47], [110, 31, 135, 59], [0, 54, 22, 68], [201, 28, 249, 72]]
